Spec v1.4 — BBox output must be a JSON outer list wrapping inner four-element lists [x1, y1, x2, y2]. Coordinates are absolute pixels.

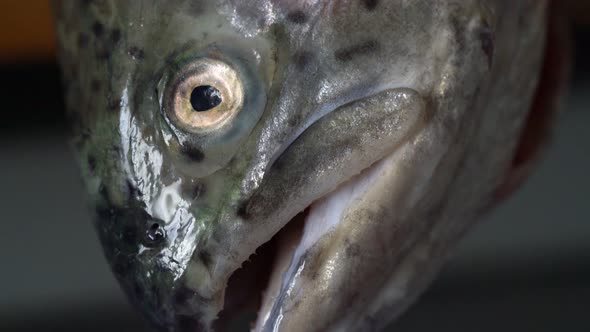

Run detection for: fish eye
[[165, 58, 244, 133]]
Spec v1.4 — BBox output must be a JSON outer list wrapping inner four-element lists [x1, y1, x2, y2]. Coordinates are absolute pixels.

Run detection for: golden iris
[[167, 59, 244, 133]]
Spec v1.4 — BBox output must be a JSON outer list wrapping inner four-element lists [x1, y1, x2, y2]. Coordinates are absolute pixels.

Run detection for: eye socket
[[165, 59, 244, 133]]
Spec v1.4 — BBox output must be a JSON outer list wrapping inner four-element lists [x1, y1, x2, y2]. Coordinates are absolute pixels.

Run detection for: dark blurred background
[[1, 2, 589, 331]]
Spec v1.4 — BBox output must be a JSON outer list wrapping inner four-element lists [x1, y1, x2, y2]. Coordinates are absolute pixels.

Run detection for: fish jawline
[[212, 150, 390, 331], [251, 152, 394, 331]]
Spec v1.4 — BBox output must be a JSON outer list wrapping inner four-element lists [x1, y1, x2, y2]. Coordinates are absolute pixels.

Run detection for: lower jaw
[[213, 154, 390, 331], [212, 209, 308, 331]]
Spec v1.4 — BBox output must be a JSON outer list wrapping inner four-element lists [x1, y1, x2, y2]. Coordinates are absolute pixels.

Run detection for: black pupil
[[190, 85, 222, 112]]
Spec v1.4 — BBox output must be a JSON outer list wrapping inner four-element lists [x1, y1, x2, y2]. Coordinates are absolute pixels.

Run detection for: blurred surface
[[1, 4, 589, 332], [0, 1, 589, 62], [564, 2, 590, 25], [0, 1, 55, 61]]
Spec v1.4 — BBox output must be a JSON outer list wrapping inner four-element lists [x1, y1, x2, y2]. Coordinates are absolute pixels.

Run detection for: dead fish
[[52, 0, 569, 331]]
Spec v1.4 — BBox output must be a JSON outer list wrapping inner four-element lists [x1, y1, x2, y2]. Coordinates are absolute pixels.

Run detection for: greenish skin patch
[[52, 1, 552, 331]]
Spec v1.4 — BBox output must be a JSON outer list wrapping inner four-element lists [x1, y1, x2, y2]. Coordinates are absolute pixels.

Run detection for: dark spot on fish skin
[[112, 145, 122, 157], [67, 111, 81, 131], [293, 51, 312, 70], [149, 284, 159, 298], [450, 16, 466, 61], [128, 282, 150, 305], [362, 0, 379, 11], [126, 180, 142, 199], [80, 128, 92, 142], [236, 200, 251, 220], [73, 132, 89, 151], [286, 110, 303, 128], [287, 10, 308, 24], [164, 43, 195, 67], [132, 283, 145, 303], [92, 21, 105, 37], [99, 184, 111, 204], [198, 251, 213, 269], [186, 1, 205, 17], [291, 298, 302, 311], [111, 29, 122, 44], [310, 269, 319, 281], [480, 26, 495, 68], [95, 45, 111, 60], [87, 155, 97, 174], [90, 79, 101, 92], [271, 156, 285, 172], [111, 255, 132, 275], [77, 33, 90, 49], [95, 201, 126, 223], [296, 252, 319, 281], [190, 183, 205, 200], [334, 40, 380, 62], [176, 314, 206, 331], [180, 144, 205, 162], [345, 243, 361, 258], [173, 286, 195, 307], [172, 286, 210, 318], [108, 98, 122, 111], [340, 289, 362, 315], [96, 206, 114, 221], [120, 225, 138, 245], [209, 228, 225, 251], [128, 46, 145, 60]]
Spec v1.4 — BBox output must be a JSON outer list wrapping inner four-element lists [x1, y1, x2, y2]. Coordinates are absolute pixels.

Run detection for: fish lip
[[265, 84, 413, 173]]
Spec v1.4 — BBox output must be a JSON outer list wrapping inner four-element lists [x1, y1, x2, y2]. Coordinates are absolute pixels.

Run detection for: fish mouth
[[215, 152, 396, 332], [260, 158, 397, 331]]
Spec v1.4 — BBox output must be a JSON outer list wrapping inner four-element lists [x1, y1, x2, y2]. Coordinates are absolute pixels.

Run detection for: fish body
[[52, 1, 561, 331]]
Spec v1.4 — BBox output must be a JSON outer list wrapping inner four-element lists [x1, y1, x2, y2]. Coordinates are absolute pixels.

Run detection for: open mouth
[[213, 208, 308, 331], [213, 153, 392, 331]]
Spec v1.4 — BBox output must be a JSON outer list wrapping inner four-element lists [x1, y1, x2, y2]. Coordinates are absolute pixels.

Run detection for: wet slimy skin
[[53, 1, 565, 331]]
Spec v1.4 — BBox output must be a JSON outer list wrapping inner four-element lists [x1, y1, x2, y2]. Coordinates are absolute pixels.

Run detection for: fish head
[[53, 0, 562, 331]]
